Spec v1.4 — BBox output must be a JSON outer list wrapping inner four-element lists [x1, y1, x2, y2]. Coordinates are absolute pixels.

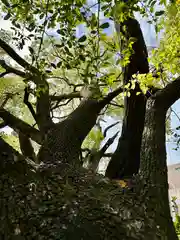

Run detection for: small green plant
[[171, 196, 180, 237]]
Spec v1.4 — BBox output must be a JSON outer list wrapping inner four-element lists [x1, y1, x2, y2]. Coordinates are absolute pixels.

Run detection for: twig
[[171, 108, 180, 122], [51, 98, 72, 111], [103, 121, 119, 138], [109, 102, 124, 108], [37, 0, 50, 61], [100, 85, 123, 106], [24, 86, 38, 123], [99, 131, 119, 156]]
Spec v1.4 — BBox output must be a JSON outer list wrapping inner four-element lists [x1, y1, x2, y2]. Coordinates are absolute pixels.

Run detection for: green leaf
[[91, 30, 97, 34], [67, 41, 72, 48], [159, 0, 167, 5], [39, 13, 44, 19], [79, 54, 85, 61], [4, 13, 11, 20], [57, 61, 62, 68], [64, 46, 73, 56], [149, 0, 156, 7], [100, 22, 110, 29], [54, 44, 63, 48], [78, 35, 87, 42], [65, 63, 71, 69], [28, 23, 35, 32], [101, 4, 110, 11], [28, 47, 34, 55], [51, 63, 56, 69], [155, 10, 165, 17], [57, 29, 65, 35], [46, 69, 52, 73]]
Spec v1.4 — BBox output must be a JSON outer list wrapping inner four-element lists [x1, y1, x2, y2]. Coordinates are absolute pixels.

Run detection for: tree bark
[[1, 76, 180, 239], [106, 18, 149, 179], [0, 139, 154, 240], [0, 137, 33, 175], [0, 37, 52, 134], [139, 76, 180, 239], [140, 98, 178, 239], [38, 87, 123, 166], [0, 108, 42, 144], [19, 132, 37, 163]]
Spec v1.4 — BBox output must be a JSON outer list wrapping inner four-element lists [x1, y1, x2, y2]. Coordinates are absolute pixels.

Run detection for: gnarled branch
[[0, 108, 42, 144], [38, 86, 123, 164], [156, 76, 180, 110], [0, 38, 52, 133], [0, 38, 39, 74], [0, 59, 26, 78]]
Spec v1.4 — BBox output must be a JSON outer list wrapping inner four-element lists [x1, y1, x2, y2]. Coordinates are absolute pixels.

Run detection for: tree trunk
[[1, 76, 180, 239], [38, 99, 102, 166], [38, 86, 123, 166], [0, 138, 156, 239], [106, 18, 149, 179], [140, 97, 178, 239], [106, 86, 146, 179]]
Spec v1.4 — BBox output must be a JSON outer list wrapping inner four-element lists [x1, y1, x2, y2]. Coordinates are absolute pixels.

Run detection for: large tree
[[0, 0, 179, 239]]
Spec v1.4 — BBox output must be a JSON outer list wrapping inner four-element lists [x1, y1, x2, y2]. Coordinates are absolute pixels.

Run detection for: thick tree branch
[[35, 77, 52, 132], [156, 76, 180, 110], [0, 59, 51, 130], [38, 86, 123, 164], [0, 121, 7, 128], [50, 92, 81, 102], [0, 59, 26, 78], [24, 75, 52, 133], [0, 108, 42, 144], [0, 38, 39, 74], [103, 153, 113, 157], [139, 88, 178, 239], [0, 39, 52, 132], [106, 17, 149, 179], [50, 86, 123, 108], [100, 86, 123, 106]]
